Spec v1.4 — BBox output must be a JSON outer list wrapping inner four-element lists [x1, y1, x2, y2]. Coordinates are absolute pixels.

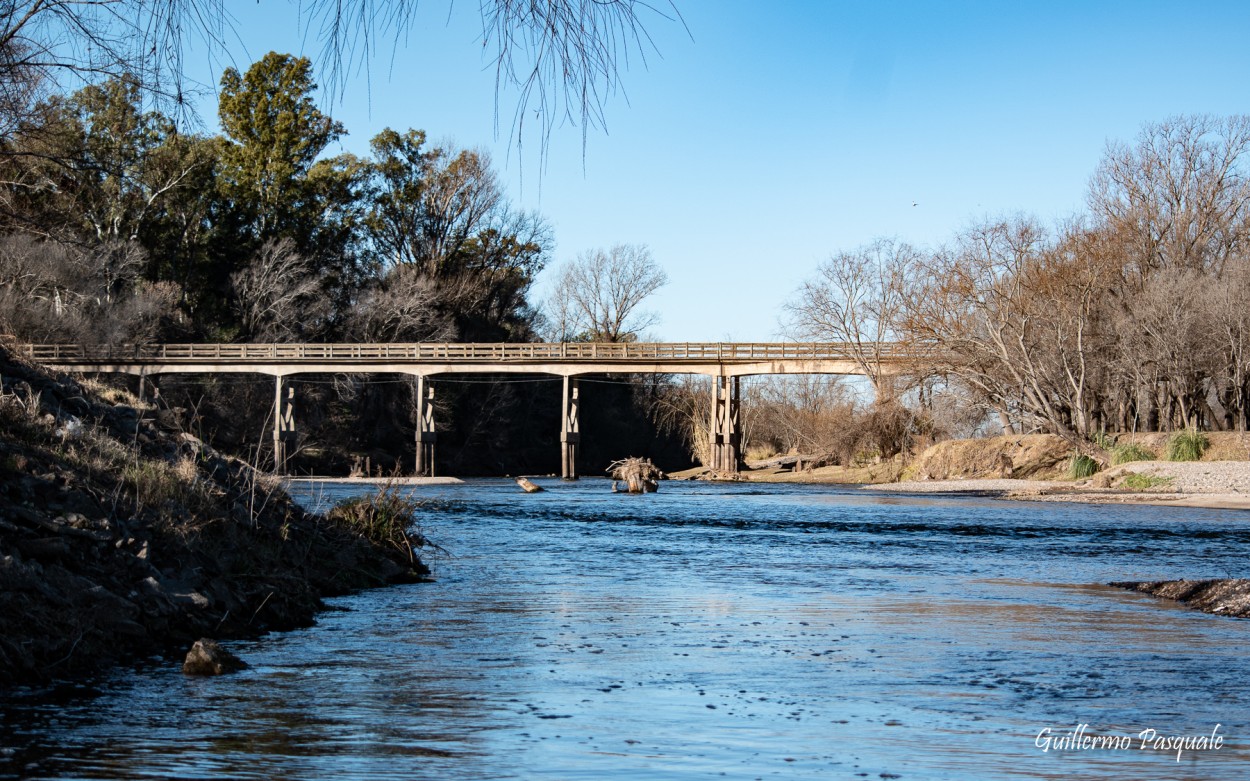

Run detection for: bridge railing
[[20, 342, 912, 363]]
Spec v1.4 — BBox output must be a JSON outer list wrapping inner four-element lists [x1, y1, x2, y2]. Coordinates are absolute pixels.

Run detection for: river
[[2, 480, 1248, 779]]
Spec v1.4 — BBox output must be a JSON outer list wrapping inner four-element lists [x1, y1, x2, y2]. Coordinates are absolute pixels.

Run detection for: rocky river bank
[[0, 346, 429, 685]]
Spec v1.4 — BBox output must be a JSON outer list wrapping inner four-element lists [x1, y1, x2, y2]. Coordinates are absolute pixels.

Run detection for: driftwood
[[608, 457, 662, 493], [515, 477, 543, 493]]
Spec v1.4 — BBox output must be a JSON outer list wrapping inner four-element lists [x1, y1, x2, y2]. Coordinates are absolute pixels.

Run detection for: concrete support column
[[273, 376, 296, 475], [415, 375, 436, 477], [561, 376, 581, 479], [708, 374, 741, 473]]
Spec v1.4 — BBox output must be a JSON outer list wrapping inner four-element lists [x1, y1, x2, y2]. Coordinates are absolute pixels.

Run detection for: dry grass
[[78, 377, 149, 409], [0, 387, 49, 440], [745, 442, 779, 461]]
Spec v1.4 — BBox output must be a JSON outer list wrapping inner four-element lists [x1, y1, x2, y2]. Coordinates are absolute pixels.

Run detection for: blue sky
[[184, 1, 1250, 341]]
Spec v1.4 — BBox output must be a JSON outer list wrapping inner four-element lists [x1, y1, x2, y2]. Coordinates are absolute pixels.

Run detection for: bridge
[[20, 342, 908, 478]]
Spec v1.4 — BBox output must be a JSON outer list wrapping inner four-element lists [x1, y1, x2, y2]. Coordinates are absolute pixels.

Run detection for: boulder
[[181, 638, 248, 675]]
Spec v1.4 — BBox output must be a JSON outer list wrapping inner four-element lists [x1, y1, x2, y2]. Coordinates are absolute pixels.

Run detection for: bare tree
[[0, 233, 176, 343], [1089, 114, 1250, 279], [749, 375, 859, 461], [347, 263, 455, 342], [646, 374, 710, 466], [902, 217, 1119, 459], [785, 237, 916, 397], [230, 239, 328, 342], [548, 243, 667, 342], [1209, 258, 1250, 429]]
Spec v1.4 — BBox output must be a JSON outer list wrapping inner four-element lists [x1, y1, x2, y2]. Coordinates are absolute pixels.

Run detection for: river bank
[[671, 432, 1250, 511], [0, 346, 429, 685]]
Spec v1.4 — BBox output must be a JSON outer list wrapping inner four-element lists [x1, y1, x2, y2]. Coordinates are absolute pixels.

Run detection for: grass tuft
[[1068, 453, 1100, 479], [1165, 429, 1209, 462], [1111, 443, 1155, 465], [1121, 472, 1174, 491]]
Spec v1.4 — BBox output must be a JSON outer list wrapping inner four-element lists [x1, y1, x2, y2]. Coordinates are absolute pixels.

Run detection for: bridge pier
[[561, 376, 580, 479], [415, 376, 436, 477], [709, 375, 741, 473], [273, 377, 296, 475]]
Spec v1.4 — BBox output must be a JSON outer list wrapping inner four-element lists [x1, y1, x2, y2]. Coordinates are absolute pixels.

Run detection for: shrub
[[327, 482, 436, 565], [1111, 443, 1155, 465], [1068, 454, 1100, 479], [1165, 429, 1208, 462]]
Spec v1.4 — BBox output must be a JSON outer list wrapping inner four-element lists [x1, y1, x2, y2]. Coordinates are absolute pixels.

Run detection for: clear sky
[[183, 1, 1250, 341]]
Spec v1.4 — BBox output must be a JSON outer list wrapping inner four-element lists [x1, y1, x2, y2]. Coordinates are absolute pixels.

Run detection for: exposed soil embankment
[[1112, 580, 1250, 618], [0, 346, 428, 685], [902, 434, 1074, 481]]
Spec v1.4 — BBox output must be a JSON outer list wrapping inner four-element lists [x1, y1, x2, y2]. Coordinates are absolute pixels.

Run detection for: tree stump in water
[[608, 457, 662, 493]]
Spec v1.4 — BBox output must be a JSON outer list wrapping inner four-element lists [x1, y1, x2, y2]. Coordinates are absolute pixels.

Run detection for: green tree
[[4, 76, 206, 245], [217, 52, 346, 249], [360, 128, 549, 342]]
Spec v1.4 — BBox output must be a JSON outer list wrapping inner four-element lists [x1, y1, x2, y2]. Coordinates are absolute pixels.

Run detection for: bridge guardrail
[[19, 341, 914, 363]]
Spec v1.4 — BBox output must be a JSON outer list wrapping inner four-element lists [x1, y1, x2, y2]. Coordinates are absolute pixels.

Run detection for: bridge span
[[20, 342, 908, 479]]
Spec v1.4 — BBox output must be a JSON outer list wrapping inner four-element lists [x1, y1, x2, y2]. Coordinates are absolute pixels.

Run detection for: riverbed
[[2, 480, 1248, 779]]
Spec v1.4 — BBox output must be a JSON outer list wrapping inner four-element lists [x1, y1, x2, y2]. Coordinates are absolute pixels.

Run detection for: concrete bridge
[[21, 342, 908, 478]]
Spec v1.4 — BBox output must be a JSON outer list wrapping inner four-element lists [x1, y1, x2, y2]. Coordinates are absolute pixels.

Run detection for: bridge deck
[[19, 342, 906, 377]]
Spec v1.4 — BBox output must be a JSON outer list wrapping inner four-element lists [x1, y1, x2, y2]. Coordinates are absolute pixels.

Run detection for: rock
[[1111, 579, 1250, 618], [170, 590, 212, 610], [182, 638, 247, 675], [15, 537, 70, 560]]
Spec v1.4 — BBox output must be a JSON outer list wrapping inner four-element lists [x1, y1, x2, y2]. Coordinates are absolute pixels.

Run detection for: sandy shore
[[693, 458, 1250, 511], [864, 463, 1250, 511], [867, 480, 1250, 510]]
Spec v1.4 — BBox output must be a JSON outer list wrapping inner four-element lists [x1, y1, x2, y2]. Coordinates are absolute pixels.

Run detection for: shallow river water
[[3, 480, 1250, 780]]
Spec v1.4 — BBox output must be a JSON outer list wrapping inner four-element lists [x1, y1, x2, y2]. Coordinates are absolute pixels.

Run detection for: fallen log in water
[[515, 477, 543, 493]]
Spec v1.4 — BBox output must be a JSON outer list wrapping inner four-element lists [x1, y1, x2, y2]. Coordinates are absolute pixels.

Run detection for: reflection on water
[[2, 480, 1249, 779]]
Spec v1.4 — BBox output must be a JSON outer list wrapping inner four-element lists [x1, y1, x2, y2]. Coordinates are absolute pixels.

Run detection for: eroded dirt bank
[[0, 346, 428, 685]]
